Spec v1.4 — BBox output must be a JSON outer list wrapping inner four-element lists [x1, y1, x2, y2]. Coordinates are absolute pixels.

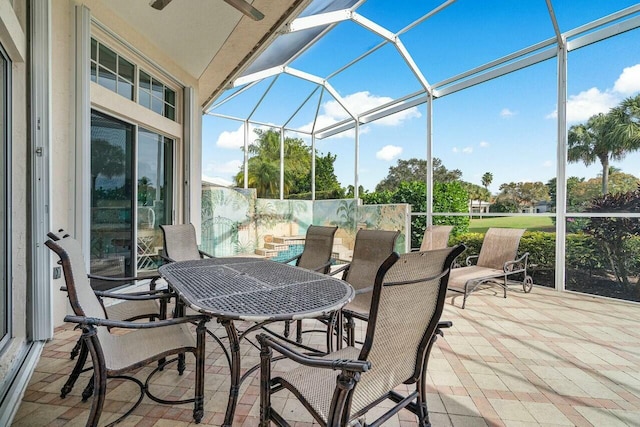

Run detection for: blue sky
[[202, 0, 640, 194]]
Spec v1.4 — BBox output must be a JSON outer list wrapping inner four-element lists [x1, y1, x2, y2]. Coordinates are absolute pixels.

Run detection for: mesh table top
[[159, 257, 355, 322]]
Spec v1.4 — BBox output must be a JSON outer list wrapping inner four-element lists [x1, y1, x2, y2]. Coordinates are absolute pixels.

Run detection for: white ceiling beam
[[567, 14, 640, 51], [395, 39, 431, 91], [284, 9, 352, 33], [284, 66, 325, 85], [232, 65, 285, 87], [351, 12, 395, 42]]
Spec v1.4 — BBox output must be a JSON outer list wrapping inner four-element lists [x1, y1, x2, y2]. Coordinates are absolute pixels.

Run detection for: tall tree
[[375, 158, 462, 191], [568, 94, 640, 195], [481, 172, 493, 191], [496, 181, 549, 211], [234, 128, 342, 199]]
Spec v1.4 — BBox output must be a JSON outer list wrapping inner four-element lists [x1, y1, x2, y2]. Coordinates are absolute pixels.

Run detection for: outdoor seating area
[[14, 284, 640, 426]]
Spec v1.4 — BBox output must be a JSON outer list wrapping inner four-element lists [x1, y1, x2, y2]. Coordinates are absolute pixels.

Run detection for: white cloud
[[542, 160, 553, 168], [299, 91, 421, 138], [215, 126, 245, 149], [613, 64, 640, 95], [500, 108, 516, 118], [547, 63, 640, 123], [479, 141, 489, 148], [376, 145, 403, 161], [452, 146, 473, 154], [203, 159, 242, 175]]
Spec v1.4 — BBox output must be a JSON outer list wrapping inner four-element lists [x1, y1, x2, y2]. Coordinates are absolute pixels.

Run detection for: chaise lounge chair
[[448, 227, 533, 308]]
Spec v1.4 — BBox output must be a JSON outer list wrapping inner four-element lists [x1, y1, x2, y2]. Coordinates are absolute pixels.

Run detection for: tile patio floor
[[13, 285, 640, 426]]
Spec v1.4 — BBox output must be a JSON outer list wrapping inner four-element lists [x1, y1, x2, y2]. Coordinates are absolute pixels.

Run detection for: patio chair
[[334, 229, 400, 347], [257, 244, 465, 427], [281, 225, 337, 341], [448, 227, 533, 309], [282, 224, 338, 273], [159, 223, 213, 262], [46, 234, 208, 426], [48, 230, 165, 368], [419, 225, 453, 251]]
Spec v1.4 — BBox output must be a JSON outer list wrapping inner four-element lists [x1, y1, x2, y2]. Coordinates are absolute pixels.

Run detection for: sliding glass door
[[90, 111, 173, 289]]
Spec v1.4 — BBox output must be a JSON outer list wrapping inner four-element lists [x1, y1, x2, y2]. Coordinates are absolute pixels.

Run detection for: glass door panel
[[90, 111, 134, 287], [137, 128, 173, 273]]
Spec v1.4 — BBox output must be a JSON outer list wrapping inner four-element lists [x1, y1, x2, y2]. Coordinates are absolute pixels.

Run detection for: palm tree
[[235, 129, 311, 198], [481, 172, 493, 191], [568, 95, 640, 195]]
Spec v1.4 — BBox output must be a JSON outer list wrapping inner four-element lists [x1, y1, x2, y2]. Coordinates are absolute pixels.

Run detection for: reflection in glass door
[[90, 111, 174, 289], [90, 111, 134, 286], [137, 128, 173, 273]]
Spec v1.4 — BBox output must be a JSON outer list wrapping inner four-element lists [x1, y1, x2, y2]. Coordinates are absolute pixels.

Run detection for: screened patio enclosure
[[204, 0, 640, 303]]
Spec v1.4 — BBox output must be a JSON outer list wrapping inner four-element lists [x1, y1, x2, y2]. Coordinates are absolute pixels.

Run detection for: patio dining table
[[158, 256, 354, 427]]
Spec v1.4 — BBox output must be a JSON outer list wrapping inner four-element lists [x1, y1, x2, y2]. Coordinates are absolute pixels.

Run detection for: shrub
[[362, 181, 470, 248]]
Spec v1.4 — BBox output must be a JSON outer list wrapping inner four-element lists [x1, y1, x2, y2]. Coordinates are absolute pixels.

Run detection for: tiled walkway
[[13, 285, 640, 426]]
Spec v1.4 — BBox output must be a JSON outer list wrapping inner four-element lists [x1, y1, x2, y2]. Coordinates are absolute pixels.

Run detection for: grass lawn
[[468, 216, 555, 233]]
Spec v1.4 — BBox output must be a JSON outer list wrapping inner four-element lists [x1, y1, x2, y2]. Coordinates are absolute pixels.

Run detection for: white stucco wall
[[49, 0, 203, 326], [0, 0, 28, 380]]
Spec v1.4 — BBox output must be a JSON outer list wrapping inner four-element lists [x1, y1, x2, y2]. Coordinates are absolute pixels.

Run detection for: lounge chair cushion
[[448, 265, 505, 292]]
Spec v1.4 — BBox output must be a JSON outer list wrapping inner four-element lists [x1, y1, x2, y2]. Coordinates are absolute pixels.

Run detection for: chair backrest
[[46, 236, 107, 321], [296, 225, 337, 273], [160, 224, 203, 262], [350, 245, 464, 414], [476, 228, 525, 270], [343, 229, 399, 309], [419, 225, 453, 251]]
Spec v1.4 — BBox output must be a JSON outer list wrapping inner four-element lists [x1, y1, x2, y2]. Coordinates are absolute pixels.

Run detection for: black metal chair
[[258, 245, 465, 427], [281, 225, 337, 342], [46, 234, 208, 426], [282, 225, 337, 273], [333, 229, 399, 348], [48, 230, 166, 391], [159, 223, 214, 262]]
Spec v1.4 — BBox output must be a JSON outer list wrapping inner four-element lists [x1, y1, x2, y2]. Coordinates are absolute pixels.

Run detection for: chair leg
[[416, 374, 431, 427], [295, 319, 303, 344], [82, 375, 94, 402], [61, 340, 89, 398], [259, 340, 272, 427], [84, 327, 107, 427], [345, 315, 356, 347], [69, 339, 82, 360], [283, 320, 291, 338], [193, 320, 206, 423]]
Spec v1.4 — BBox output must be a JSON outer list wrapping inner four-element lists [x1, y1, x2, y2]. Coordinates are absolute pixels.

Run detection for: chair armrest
[[93, 288, 173, 301], [503, 252, 529, 272], [280, 254, 301, 265], [435, 320, 453, 337], [354, 286, 373, 295], [199, 250, 214, 258], [312, 260, 333, 273], [158, 253, 174, 263], [438, 320, 452, 329], [64, 314, 208, 330], [258, 334, 370, 372], [88, 273, 161, 283], [465, 255, 479, 266], [330, 263, 350, 277]]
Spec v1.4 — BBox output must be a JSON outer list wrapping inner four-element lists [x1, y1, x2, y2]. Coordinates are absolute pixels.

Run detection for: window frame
[[0, 41, 12, 351]]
